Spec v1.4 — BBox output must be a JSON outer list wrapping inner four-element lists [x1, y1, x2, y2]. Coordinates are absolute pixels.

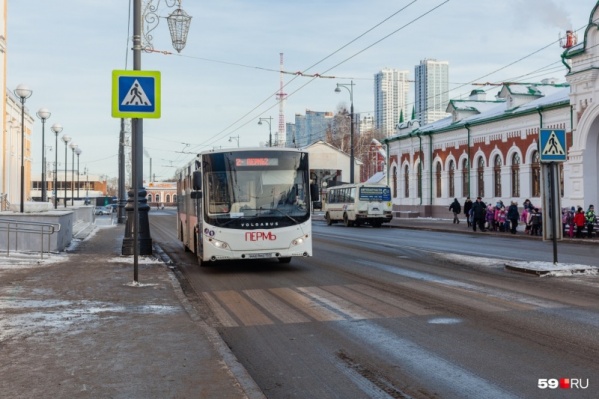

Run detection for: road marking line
[[213, 290, 273, 326], [202, 292, 238, 327], [321, 285, 411, 318], [243, 289, 310, 324], [347, 284, 436, 316], [298, 286, 377, 320], [269, 287, 346, 322]]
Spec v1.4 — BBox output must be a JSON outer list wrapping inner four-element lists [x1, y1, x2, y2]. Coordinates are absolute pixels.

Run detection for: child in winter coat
[[496, 207, 507, 232], [574, 207, 586, 238], [486, 205, 496, 231]]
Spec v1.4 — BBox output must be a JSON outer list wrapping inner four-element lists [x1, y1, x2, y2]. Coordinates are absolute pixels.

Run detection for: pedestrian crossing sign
[[539, 129, 566, 162], [111, 70, 161, 118]]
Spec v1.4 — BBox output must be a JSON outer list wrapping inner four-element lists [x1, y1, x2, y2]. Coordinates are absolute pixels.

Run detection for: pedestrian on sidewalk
[[507, 201, 519, 234], [449, 198, 461, 224], [574, 207, 586, 238], [472, 197, 486, 232], [586, 205, 596, 238], [464, 197, 473, 227]]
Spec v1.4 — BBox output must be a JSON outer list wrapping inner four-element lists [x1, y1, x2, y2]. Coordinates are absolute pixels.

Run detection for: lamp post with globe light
[[61, 134, 71, 207], [75, 148, 82, 199], [36, 108, 51, 203], [51, 123, 63, 209], [14, 84, 33, 212], [69, 142, 77, 205]]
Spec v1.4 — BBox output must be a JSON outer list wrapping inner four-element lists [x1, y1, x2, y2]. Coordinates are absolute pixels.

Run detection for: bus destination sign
[[235, 157, 279, 166]]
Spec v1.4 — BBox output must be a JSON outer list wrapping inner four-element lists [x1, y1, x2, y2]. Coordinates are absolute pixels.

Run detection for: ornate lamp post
[[51, 123, 63, 209], [61, 134, 71, 207], [258, 117, 273, 147], [123, 0, 192, 264], [69, 142, 77, 204], [14, 84, 33, 212], [36, 108, 51, 203], [335, 81, 355, 183], [75, 148, 82, 199]]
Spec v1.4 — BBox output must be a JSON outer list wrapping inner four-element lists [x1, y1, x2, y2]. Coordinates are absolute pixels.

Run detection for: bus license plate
[[247, 253, 274, 259]]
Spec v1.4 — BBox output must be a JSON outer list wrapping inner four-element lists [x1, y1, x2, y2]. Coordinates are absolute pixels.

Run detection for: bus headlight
[[291, 235, 308, 247], [208, 237, 228, 249]]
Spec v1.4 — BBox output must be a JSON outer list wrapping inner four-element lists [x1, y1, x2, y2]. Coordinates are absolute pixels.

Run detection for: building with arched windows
[[383, 3, 599, 217]]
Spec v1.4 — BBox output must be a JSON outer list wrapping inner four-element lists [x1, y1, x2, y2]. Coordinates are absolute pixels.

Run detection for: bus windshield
[[203, 151, 310, 228]]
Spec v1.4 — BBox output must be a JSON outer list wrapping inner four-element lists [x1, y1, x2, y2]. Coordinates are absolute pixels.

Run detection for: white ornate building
[[384, 2, 599, 217]]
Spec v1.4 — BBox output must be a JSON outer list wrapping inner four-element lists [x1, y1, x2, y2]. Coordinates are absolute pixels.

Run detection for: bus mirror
[[190, 191, 202, 199], [310, 183, 319, 201], [192, 171, 202, 191]]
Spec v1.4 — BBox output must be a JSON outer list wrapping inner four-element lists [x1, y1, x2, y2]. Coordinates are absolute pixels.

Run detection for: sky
[[6, 0, 596, 182]]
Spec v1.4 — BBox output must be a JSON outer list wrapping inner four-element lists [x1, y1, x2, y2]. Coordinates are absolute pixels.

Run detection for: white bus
[[177, 148, 316, 266], [324, 183, 393, 227]]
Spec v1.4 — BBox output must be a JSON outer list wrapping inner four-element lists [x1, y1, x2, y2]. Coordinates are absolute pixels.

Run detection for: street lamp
[[61, 134, 71, 207], [51, 123, 63, 209], [258, 117, 273, 147], [335, 80, 355, 184], [36, 108, 51, 203], [229, 135, 240, 147], [14, 84, 33, 212], [75, 147, 82, 199], [69, 142, 77, 205]]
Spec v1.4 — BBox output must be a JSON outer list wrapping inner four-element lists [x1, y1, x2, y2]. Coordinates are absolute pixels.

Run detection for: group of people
[[563, 205, 596, 238], [449, 197, 597, 238]]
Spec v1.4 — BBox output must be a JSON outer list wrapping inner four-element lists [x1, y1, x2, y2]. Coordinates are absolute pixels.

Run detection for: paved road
[[150, 211, 599, 399]]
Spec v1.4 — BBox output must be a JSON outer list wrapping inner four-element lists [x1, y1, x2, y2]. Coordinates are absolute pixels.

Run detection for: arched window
[[462, 158, 469, 197], [173, 194, 177, 203], [494, 155, 502, 197], [166, 194, 171, 203], [404, 165, 409, 198], [511, 153, 520, 197], [448, 160, 455, 198], [393, 166, 397, 198], [531, 151, 541, 197], [477, 156, 485, 198], [155, 194, 161, 203], [436, 162, 442, 198], [148, 194, 153, 202]]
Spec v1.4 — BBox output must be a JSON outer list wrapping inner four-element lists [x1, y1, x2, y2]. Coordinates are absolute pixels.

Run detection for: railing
[[0, 219, 61, 259]]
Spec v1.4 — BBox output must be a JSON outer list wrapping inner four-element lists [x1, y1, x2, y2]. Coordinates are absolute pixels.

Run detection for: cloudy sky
[[6, 0, 595, 181]]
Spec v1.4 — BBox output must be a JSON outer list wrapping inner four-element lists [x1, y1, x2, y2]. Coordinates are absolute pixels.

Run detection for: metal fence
[[0, 218, 61, 259]]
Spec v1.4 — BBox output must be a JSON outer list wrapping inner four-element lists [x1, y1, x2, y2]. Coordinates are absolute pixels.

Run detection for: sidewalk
[[0, 223, 264, 399], [313, 212, 599, 244]]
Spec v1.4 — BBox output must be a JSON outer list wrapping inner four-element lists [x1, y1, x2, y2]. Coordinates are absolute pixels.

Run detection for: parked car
[[95, 206, 112, 215]]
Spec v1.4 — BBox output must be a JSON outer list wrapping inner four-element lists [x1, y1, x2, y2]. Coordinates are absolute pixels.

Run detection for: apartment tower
[[374, 68, 409, 137], [414, 59, 449, 126]]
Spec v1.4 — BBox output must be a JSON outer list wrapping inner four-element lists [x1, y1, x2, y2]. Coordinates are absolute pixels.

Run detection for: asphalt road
[[150, 210, 599, 399]]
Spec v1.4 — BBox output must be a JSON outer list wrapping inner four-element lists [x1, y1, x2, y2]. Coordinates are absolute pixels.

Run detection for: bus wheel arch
[[325, 212, 333, 225]]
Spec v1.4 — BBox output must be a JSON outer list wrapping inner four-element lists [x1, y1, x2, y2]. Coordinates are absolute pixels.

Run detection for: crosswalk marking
[[298, 286, 378, 320], [201, 282, 553, 328], [202, 292, 239, 327], [212, 290, 274, 326], [269, 287, 346, 322], [243, 289, 310, 324]]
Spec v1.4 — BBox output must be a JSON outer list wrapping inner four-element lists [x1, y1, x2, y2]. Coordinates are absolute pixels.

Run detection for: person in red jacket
[[573, 207, 587, 238]]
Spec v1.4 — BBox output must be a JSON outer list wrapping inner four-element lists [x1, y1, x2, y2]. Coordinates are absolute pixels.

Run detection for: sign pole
[[549, 162, 558, 264]]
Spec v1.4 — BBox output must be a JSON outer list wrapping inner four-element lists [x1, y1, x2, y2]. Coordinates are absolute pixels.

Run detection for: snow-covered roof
[[386, 82, 571, 141]]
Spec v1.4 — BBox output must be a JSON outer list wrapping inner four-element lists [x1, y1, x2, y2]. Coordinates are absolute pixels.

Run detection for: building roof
[[384, 82, 571, 143]]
